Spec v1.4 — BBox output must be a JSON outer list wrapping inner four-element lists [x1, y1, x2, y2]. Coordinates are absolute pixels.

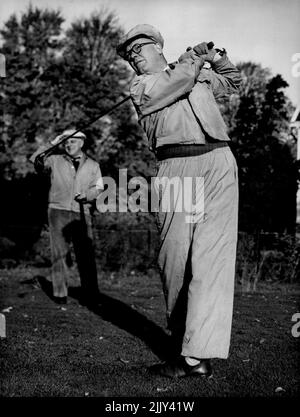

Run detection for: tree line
[[0, 5, 298, 255]]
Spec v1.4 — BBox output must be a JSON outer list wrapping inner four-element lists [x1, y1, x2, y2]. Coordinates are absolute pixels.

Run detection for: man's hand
[[178, 49, 205, 66], [50, 133, 68, 146], [74, 193, 88, 204], [193, 42, 217, 63]]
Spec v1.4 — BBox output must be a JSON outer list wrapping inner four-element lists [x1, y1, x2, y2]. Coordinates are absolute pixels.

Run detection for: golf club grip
[[186, 41, 214, 53]]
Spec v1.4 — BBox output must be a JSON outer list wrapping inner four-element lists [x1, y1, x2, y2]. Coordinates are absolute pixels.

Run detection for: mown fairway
[[0, 266, 299, 397]]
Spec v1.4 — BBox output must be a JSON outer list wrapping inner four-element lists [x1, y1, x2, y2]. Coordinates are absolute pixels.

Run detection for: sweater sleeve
[[29, 143, 54, 174], [207, 53, 242, 100], [86, 164, 104, 202], [130, 58, 204, 116]]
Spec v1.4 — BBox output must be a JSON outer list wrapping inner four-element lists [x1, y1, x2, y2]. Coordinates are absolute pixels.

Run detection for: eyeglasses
[[124, 42, 155, 60]]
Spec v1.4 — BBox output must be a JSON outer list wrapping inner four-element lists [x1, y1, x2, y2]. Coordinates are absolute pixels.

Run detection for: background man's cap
[[117, 24, 164, 58], [62, 129, 86, 140]]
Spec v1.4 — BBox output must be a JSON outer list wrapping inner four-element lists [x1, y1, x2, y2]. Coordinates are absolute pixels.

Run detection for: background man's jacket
[[30, 146, 103, 215]]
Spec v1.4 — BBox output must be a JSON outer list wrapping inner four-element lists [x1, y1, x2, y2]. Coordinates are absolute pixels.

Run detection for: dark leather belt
[[156, 141, 229, 161]]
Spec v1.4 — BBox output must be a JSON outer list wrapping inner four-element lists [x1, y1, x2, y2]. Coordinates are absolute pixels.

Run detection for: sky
[[0, 0, 299, 106]]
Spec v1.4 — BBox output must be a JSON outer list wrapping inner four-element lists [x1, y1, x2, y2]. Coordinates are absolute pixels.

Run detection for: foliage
[[222, 62, 297, 232], [0, 6, 153, 248], [0, 5, 147, 181], [0, 6, 298, 254], [235, 232, 300, 292], [0, 7, 65, 179]]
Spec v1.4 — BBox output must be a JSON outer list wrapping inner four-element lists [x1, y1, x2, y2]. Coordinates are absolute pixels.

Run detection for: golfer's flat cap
[[62, 129, 86, 140], [117, 24, 164, 58]]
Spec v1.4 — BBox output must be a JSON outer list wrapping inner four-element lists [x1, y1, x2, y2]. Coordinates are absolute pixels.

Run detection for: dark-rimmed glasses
[[124, 42, 155, 60]]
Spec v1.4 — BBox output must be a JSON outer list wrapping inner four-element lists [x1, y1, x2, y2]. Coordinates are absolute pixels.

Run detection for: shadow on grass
[[35, 275, 54, 300], [36, 276, 171, 362], [69, 286, 172, 362]]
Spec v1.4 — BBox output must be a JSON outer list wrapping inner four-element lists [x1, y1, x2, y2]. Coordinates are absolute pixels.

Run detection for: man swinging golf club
[[117, 24, 242, 378], [30, 129, 104, 306]]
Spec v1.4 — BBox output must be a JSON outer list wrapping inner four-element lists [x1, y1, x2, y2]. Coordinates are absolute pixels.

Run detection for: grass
[[0, 265, 299, 398]]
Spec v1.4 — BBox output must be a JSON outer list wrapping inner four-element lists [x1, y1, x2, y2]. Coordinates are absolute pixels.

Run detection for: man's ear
[[154, 43, 163, 55]]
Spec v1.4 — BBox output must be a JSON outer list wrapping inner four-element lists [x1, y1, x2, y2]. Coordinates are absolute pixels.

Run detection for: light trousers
[[154, 147, 238, 359]]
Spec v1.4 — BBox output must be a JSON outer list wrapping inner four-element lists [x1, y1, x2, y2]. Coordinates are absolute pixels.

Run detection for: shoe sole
[[149, 366, 213, 379]]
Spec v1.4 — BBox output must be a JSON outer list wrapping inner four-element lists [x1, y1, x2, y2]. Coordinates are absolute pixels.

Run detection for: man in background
[[117, 24, 241, 378], [30, 129, 103, 306]]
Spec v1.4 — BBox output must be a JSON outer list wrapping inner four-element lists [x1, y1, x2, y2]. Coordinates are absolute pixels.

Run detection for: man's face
[[64, 138, 84, 157], [125, 37, 162, 75]]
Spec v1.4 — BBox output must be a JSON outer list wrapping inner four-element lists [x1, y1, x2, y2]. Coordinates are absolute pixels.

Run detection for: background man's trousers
[[48, 208, 99, 301], [154, 147, 239, 359]]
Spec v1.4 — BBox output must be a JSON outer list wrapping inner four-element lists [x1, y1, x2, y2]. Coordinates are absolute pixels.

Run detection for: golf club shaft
[[39, 95, 131, 158]]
